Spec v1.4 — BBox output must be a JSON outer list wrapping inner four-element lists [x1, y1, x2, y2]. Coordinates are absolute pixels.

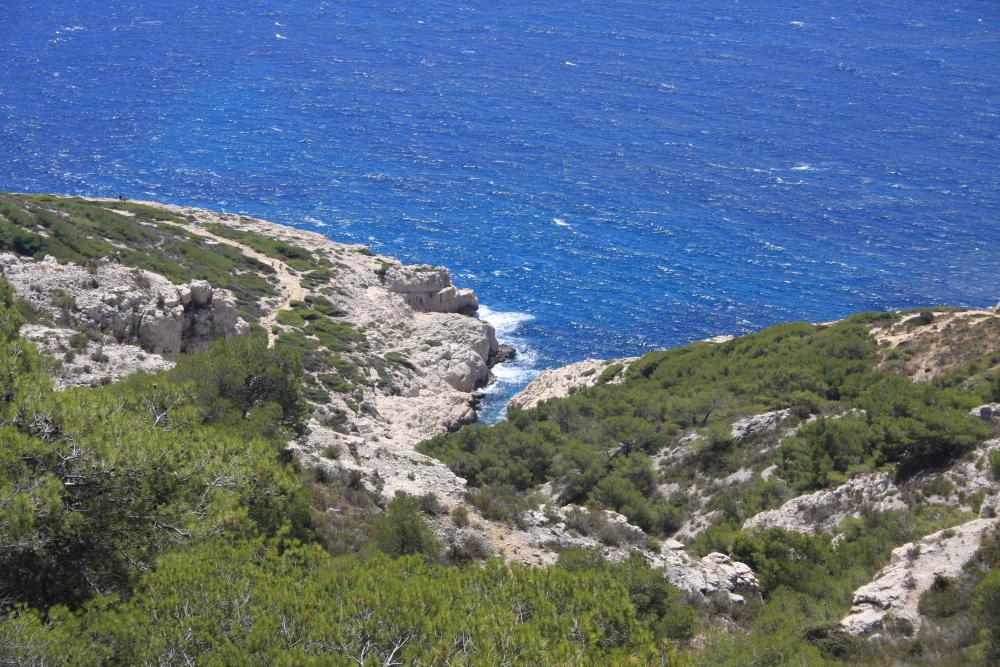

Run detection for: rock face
[[508, 357, 638, 411], [730, 408, 792, 443], [744, 472, 905, 535], [841, 517, 999, 636], [744, 438, 1000, 535], [383, 265, 478, 315], [0, 254, 246, 360], [657, 540, 760, 603]]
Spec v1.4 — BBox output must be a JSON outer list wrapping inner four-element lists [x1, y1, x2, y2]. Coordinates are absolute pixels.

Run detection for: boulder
[[970, 403, 1000, 422], [189, 279, 213, 306], [489, 344, 516, 367], [655, 539, 760, 603]]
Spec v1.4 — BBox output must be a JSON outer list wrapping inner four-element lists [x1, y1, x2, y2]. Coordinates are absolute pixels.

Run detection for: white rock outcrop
[[382, 265, 479, 315], [970, 403, 1000, 422], [730, 408, 792, 443], [657, 540, 760, 603], [744, 438, 1000, 535], [743, 472, 906, 535], [841, 517, 999, 636], [0, 254, 246, 360], [19, 324, 174, 389], [508, 357, 638, 411]]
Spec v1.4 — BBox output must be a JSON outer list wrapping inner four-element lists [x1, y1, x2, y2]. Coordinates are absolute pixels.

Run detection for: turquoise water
[[2, 1, 999, 420]]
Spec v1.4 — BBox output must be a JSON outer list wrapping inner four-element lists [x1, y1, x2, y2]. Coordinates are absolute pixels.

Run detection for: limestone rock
[[730, 408, 792, 443], [970, 403, 1000, 422], [489, 344, 516, 367], [744, 438, 1000, 535], [20, 324, 174, 389], [0, 253, 247, 361], [743, 472, 905, 535], [656, 539, 760, 603], [841, 517, 999, 636], [508, 357, 638, 411], [383, 265, 478, 315]]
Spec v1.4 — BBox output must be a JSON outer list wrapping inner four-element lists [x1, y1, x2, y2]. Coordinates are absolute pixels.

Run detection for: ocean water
[[2, 1, 999, 421]]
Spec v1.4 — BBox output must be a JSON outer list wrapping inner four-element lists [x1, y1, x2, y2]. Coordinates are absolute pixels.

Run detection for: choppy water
[[2, 1, 999, 421]]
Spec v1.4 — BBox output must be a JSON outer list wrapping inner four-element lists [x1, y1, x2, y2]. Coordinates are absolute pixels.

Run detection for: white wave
[[790, 21, 806, 28], [476, 305, 541, 418], [477, 305, 534, 339], [482, 370, 540, 405], [275, 33, 287, 40], [553, 217, 570, 227], [564, 61, 578, 67], [790, 163, 814, 171]]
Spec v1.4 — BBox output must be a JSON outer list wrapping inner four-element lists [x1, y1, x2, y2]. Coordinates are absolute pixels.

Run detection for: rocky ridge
[[507, 331, 744, 412], [0, 253, 247, 387], [744, 434, 1000, 536]]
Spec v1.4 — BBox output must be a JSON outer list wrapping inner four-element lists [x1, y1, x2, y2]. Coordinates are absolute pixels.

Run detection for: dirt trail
[[186, 225, 306, 346], [99, 199, 305, 346]]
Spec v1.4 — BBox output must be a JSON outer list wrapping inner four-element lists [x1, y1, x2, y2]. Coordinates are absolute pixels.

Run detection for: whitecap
[[477, 305, 534, 339], [553, 217, 570, 227], [790, 163, 813, 171], [790, 21, 806, 28], [564, 61, 578, 67], [275, 33, 287, 40]]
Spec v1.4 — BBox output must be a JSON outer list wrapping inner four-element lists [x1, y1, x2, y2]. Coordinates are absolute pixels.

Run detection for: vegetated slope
[[419, 309, 1000, 664], [0, 284, 694, 664], [2, 193, 997, 664], [0, 195, 699, 665]]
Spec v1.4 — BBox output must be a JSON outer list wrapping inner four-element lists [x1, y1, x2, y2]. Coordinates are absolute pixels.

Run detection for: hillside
[[0, 193, 997, 665]]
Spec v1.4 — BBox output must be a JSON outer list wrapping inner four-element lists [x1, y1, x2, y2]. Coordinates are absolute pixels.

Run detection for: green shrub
[[989, 450, 1000, 482], [451, 506, 470, 528], [373, 493, 441, 559]]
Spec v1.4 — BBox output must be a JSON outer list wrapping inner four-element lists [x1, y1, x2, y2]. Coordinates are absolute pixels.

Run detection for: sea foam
[[477, 305, 540, 422]]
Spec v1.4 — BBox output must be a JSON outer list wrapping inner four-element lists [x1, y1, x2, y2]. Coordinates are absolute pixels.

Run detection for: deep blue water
[[2, 1, 999, 421]]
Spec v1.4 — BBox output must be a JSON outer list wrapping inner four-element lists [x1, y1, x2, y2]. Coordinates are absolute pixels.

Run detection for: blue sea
[[2, 1, 999, 421]]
